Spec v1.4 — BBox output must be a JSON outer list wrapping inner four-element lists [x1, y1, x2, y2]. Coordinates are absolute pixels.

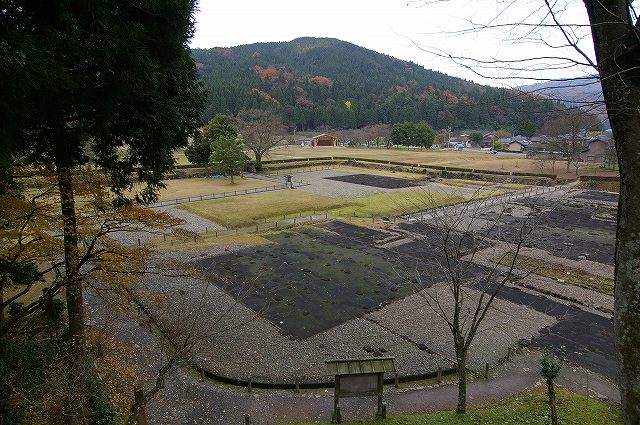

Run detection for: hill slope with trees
[[192, 37, 558, 131]]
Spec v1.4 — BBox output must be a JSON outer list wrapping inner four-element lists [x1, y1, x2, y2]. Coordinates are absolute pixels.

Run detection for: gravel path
[[292, 169, 485, 199], [89, 290, 618, 425], [109, 204, 225, 247]]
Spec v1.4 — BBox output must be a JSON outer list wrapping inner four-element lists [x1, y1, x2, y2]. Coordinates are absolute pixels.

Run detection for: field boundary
[[147, 183, 290, 208]]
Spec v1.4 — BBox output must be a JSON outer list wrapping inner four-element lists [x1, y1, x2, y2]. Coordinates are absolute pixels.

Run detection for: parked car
[[489, 149, 498, 154]]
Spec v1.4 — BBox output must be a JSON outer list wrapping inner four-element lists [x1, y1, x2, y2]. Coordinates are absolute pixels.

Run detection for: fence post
[[437, 367, 442, 383], [133, 385, 148, 425]]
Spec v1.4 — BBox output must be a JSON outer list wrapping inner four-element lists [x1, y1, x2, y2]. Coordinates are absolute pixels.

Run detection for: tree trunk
[[254, 152, 263, 172], [547, 380, 558, 425], [583, 2, 640, 423], [0, 274, 5, 355], [456, 351, 467, 413], [56, 166, 84, 346], [56, 165, 88, 424]]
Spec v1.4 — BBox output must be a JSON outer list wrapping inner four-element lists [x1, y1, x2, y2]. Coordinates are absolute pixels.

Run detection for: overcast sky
[[190, 1, 635, 87]]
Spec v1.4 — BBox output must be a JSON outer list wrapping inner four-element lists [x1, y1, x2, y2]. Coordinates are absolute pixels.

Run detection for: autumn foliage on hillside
[[193, 37, 558, 130], [308, 75, 333, 89]]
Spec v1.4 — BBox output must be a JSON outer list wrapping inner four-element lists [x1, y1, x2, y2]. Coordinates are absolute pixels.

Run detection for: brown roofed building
[[312, 133, 337, 147]]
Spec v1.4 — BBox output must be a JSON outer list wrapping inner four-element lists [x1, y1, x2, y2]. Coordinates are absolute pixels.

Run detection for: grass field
[[281, 387, 622, 425], [441, 179, 530, 190], [496, 254, 615, 295], [127, 177, 274, 201], [179, 190, 354, 228], [173, 146, 619, 180], [260, 146, 617, 179], [178, 188, 495, 228]]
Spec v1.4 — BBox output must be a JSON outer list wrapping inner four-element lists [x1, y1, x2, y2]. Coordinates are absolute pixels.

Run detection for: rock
[[363, 345, 374, 353], [563, 242, 574, 247], [379, 347, 387, 353], [417, 343, 428, 351], [577, 255, 587, 260], [372, 351, 383, 357], [557, 279, 566, 283], [517, 338, 531, 348]]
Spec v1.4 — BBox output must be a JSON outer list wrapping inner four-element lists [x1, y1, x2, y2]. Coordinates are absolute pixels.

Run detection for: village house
[[579, 137, 613, 163], [311, 133, 337, 147]]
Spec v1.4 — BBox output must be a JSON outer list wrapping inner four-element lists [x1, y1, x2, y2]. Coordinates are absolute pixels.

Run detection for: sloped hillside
[[192, 37, 557, 131]]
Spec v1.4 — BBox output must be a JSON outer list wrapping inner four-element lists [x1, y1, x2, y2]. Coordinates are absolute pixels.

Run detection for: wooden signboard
[[326, 357, 396, 423]]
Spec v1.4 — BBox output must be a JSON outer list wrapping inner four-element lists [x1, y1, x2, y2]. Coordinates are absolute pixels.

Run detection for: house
[[579, 138, 612, 163], [311, 133, 337, 147], [500, 139, 525, 152]]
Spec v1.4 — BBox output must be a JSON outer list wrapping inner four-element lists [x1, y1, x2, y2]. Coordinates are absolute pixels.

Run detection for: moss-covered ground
[[281, 387, 622, 425]]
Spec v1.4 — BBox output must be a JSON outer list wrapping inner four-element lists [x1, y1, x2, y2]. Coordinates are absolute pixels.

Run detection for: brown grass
[[495, 253, 614, 295], [128, 177, 274, 201], [261, 146, 618, 179]]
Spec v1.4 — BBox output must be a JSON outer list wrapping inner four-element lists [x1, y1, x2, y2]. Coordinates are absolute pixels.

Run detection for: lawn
[[330, 190, 471, 218], [128, 177, 274, 201], [262, 146, 617, 179], [441, 179, 529, 190], [179, 190, 354, 228], [174, 146, 619, 180], [178, 188, 490, 228], [495, 254, 615, 295], [281, 387, 622, 425], [172, 150, 191, 166]]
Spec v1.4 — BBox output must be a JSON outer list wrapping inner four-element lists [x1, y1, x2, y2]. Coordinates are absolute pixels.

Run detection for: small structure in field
[[326, 357, 396, 423], [500, 139, 525, 152], [579, 138, 611, 163], [312, 133, 337, 147]]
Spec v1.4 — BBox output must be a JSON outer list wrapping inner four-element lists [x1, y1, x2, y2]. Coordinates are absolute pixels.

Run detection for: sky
[[189, 1, 633, 87]]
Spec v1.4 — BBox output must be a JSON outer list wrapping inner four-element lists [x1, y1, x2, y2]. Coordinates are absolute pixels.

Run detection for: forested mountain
[[192, 37, 558, 131]]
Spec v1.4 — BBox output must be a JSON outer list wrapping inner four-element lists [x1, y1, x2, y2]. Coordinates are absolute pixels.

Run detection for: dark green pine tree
[[1, 0, 206, 367]]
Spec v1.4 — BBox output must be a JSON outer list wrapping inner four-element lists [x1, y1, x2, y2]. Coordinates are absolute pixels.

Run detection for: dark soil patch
[[191, 224, 485, 339], [573, 190, 619, 203], [476, 199, 616, 264], [319, 221, 391, 244], [324, 173, 422, 189], [191, 228, 412, 339], [488, 285, 616, 379]]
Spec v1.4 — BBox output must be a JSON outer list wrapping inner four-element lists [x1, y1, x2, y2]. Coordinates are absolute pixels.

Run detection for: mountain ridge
[[192, 37, 557, 131]]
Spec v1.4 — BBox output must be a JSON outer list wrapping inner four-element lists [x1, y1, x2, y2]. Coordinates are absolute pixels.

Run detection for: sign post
[[325, 357, 396, 423]]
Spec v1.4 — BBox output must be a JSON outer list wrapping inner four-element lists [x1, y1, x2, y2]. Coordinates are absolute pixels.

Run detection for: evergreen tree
[[209, 136, 245, 183], [1, 0, 206, 366], [185, 115, 237, 166]]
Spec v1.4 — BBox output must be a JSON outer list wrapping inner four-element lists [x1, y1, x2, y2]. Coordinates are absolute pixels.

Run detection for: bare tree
[[542, 110, 597, 175], [364, 124, 391, 148], [396, 192, 542, 413], [120, 265, 259, 425], [235, 109, 287, 171], [406, 2, 640, 420]]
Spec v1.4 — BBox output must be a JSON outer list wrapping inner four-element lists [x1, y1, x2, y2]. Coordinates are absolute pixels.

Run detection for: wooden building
[[312, 133, 337, 147]]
